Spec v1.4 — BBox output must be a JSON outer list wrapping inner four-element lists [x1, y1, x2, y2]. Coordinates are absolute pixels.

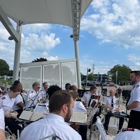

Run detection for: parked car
[[103, 82, 115, 86]]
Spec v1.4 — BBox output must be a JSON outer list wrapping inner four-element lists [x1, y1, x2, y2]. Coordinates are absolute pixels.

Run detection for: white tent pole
[[12, 24, 22, 83], [74, 40, 81, 89]]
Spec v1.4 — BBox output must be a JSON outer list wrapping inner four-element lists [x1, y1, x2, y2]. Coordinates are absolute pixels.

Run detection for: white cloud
[[80, 55, 118, 75], [82, 0, 140, 49]]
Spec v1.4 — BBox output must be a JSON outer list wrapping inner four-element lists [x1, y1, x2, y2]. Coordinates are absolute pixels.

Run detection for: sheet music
[[34, 104, 48, 114], [71, 112, 87, 123], [30, 112, 45, 121], [19, 110, 45, 121], [19, 111, 33, 120]]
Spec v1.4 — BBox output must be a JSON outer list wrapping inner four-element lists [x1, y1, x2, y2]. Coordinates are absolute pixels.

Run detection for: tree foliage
[[88, 73, 96, 81], [0, 59, 9, 75], [109, 64, 131, 83]]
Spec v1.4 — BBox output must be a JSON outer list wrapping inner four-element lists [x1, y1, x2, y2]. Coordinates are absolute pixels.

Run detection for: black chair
[[78, 89, 89, 97], [122, 90, 131, 100], [102, 88, 107, 96]]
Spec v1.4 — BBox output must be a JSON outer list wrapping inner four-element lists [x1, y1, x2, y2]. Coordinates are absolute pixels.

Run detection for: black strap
[[88, 95, 94, 107], [111, 97, 113, 107], [20, 93, 25, 104]]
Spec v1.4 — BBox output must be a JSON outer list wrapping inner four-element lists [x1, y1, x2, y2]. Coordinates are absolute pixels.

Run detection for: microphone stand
[[26, 92, 40, 110]]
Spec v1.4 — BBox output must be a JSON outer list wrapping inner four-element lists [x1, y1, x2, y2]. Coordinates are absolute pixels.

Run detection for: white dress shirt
[[20, 113, 82, 140], [103, 96, 119, 109], [113, 129, 140, 140], [128, 81, 140, 111], [81, 91, 99, 105], [26, 89, 42, 108], [13, 94, 23, 110], [0, 108, 5, 130], [0, 93, 15, 113]]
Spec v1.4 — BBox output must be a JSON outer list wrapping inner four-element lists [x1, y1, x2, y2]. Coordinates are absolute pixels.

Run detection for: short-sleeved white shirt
[[20, 113, 82, 140], [26, 89, 42, 108], [103, 96, 119, 108], [81, 91, 99, 105], [113, 129, 140, 140], [0, 108, 5, 130], [13, 94, 23, 110], [0, 93, 15, 113], [128, 82, 140, 111]]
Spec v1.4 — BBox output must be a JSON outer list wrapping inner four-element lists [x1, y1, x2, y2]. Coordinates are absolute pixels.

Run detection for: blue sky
[[0, 0, 140, 75]]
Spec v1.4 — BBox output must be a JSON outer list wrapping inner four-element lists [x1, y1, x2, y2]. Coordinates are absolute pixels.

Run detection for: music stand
[[39, 133, 62, 140]]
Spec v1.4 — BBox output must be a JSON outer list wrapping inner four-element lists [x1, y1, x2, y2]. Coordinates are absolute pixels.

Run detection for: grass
[[0, 78, 12, 86]]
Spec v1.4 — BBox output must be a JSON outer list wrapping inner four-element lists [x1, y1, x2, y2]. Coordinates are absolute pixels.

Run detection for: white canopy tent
[[0, 0, 92, 88]]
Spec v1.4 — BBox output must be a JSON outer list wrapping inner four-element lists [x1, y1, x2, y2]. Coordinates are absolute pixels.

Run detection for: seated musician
[[0, 85, 22, 136], [0, 99, 6, 140], [103, 89, 124, 134], [25, 82, 42, 108], [69, 90, 88, 140], [12, 81, 25, 117], [81, 86, 101, 108], [20, 90, 82, 140]]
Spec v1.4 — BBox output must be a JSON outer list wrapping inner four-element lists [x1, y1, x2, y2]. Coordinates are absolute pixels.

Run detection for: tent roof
[[0, 0, 92, 26]]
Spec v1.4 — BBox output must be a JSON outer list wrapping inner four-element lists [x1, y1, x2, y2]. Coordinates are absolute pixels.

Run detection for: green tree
[[88, 73, 96, 81], [109, 64, 131, 83], [0, 59, 9, 76]]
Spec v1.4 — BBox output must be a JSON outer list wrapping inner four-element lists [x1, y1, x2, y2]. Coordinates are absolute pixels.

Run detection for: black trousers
[[103, 112, 124, 131], [78, 125, 87, 140], [128, 110, 140, 130], [5, 118, 22, 136]]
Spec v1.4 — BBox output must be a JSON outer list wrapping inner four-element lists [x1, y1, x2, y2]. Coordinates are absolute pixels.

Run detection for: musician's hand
[[116, 108, 120, 112], [5, 113, 12, 118]]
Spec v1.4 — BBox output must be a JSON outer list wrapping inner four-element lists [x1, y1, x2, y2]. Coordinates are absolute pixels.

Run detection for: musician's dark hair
[[49, 90, 72, 114], [13, 80, 20, 86], [43, 82, 48, 86], [90, 86, 97, 91], [65, 83, 71, 90], [130, 71, 140, 76], [47, 85, 61, 98], [10, 85, 22, 92]]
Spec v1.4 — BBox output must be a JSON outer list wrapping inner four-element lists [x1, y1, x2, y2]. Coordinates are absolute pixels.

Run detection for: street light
[[116, 71, 118, 84], [85, 68, 91, 88]]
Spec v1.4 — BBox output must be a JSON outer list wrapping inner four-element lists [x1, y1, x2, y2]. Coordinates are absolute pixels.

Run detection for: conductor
[[126, 71, 140, 130]]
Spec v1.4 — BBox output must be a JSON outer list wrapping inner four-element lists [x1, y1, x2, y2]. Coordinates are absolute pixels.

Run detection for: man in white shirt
[[81, 86, 100, 107], [103, 89, 124, 133], [20, 90, 82, 140], [0, 98, 6, 140], [114, 128, 140, 140], [126, 71, 140, 130], [26, 82, 42, 108]]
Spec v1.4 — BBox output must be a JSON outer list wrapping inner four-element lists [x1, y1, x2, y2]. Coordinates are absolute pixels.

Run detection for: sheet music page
[[34, 104, 48, 114], [19, 111, 33, 120], [71, 112, 87, 123], [30, 112, 45, 121]]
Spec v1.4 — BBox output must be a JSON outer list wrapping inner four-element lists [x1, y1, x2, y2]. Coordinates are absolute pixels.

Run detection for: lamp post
[[116, 71, 118, 84], [85, 68, 91, 88]]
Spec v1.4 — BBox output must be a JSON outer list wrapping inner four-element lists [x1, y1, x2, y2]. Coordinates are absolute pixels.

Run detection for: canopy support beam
[[12, 24, 22, 83], [72, 0, 82, 88], [0, 6, 19, 42]]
